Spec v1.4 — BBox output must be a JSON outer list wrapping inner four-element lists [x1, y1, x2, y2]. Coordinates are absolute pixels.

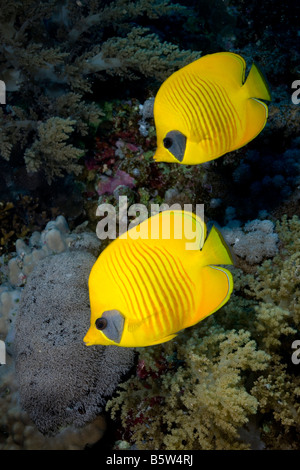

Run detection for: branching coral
[[242, 215, 300, 448], [0, 0, 201, 183], [246, 215, 300, 344], [88, 27, 200, 81], [107, 325, 269, 450], [0, 106, 35, 162], [0, 215, 135, 446], [24, 117, 83, 184]]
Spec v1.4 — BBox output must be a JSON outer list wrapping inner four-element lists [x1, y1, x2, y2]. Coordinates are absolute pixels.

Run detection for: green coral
[[24, 117, 84, 184], [95, 27, 200, 81], [246, 215, 300, 353], [106, 215, 300, 450], [0, 0, 201, 183]]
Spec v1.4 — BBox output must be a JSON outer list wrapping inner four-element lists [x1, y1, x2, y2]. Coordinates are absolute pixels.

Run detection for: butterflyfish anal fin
[[146, 333, 178, 346]]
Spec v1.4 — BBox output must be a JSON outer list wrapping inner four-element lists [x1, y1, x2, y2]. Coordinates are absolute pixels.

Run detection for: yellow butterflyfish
[[84, 210, 234, 348], [153, 51, 271, 165]]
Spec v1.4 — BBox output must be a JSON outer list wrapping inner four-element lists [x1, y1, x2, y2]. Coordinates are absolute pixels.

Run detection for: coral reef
[[0, 196, 50, 255], [81, 98, 209, 242], [0, 0, 200, 185], [24, 117, 84, 184], [0, 215, 134, 447], [222, 218, 279, 265], [227, 140, 300, 221], [0, 356, 106, 449], [15, 250, 134, 435], [106, 215, 300, 450], [107, 325, 269, 450]]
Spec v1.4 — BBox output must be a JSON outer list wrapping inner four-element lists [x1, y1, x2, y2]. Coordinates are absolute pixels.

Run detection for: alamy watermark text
[[0, 340, 5, 365], [0, 80, 5, 104], [95, 197, 204, 250], [291, 80, 300, 104]]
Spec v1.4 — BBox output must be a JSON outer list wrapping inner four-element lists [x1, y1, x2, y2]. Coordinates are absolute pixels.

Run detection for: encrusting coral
[[15, 250, 134, 435], [0, 215, 134, 448]]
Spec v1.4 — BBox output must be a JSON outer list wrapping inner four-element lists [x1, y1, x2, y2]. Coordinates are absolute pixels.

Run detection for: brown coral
[[24, 117, 83, 184], [0, 0, 201, 184]]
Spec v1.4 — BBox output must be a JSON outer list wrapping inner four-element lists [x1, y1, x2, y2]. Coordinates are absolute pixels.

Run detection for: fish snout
[[83, 329, 94, 346], [153, 147, 174, 163], [153, 148, 164, 161]]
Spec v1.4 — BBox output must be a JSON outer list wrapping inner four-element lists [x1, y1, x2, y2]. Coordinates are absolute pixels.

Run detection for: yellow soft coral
[[107, 325, 269, 450]]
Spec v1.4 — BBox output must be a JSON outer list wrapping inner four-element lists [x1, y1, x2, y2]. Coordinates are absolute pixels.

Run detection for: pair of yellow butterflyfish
[[84, 52, 271, 348]]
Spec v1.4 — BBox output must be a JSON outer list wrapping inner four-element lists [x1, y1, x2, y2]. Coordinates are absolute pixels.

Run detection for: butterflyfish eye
[[95, 317, 107, 330], [163, 130, 187, 162], [163, 137, 173, 149]]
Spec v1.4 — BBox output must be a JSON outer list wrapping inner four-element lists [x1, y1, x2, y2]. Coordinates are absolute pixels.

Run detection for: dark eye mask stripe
[[98, 310, 125, 343]]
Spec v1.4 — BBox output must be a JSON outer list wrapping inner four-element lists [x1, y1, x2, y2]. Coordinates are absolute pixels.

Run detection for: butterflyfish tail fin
[[241, 97, 269, 149], [244, 62, 272, 102], [200, 226, 234, 267], [234, 62, 271, 151], [196, 266, 234, 322]]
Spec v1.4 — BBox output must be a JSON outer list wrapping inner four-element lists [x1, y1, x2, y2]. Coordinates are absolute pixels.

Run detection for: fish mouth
[[83, 332, 93, 346], [153, 147, 177, 163], [153, 148, 165, 161]]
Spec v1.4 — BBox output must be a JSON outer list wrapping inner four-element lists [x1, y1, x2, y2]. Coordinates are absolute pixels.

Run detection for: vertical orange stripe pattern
[[107, 240, 197, 337]]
